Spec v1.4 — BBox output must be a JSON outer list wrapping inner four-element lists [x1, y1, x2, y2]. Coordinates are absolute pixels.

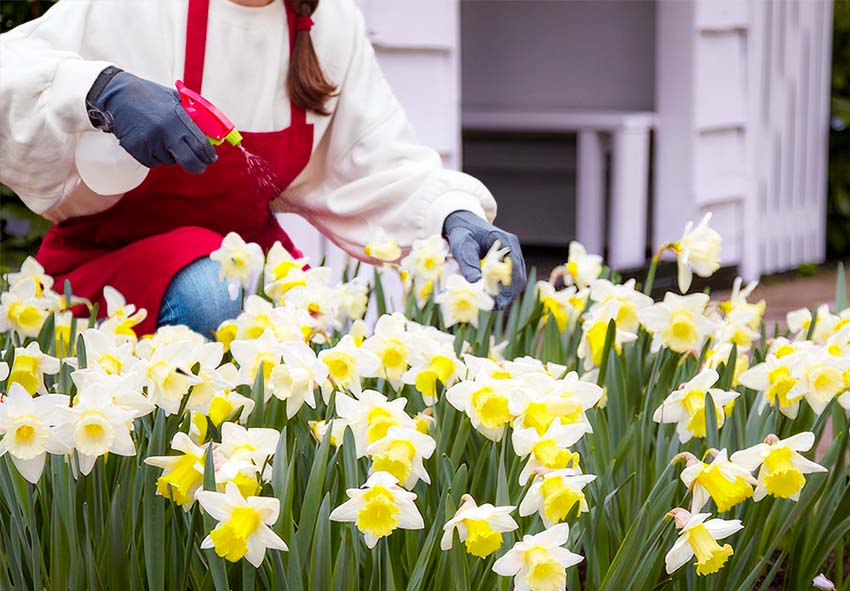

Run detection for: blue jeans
[[157, 257, 242, 338]]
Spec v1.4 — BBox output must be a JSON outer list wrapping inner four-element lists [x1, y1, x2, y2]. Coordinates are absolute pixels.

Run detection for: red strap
[[184, 0, 308, 126], [295, 16, 313, 33]]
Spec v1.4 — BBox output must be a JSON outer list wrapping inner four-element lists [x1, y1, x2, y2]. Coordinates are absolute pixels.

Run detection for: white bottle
[[75, 131, 149, 195]]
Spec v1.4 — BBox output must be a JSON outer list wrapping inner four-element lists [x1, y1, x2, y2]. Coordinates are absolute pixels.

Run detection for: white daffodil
[[197, 482, 287, 566], [263, 241, 309, 302], [678, 450, 756, 513], [366, 425, 435, 489], [537, 282, 587, 332], [436, 275, 494, 329], [285, 282, 341, 335], [796, 350, 849, 415], [639, 292, 717, 353], [588, 278, 653, 333], [187, 363, 254, 426], [738, 354, 806, 419], [787, 304, 837, 344], [718, 277, 765, 330], [702, 343, 750, 388], [0, 383, 70, 483], [674, 213, 721, 293], [364, 227, 401, 262], [267, 341, 328, 418], [512, 421, 587, 485], [81, 328, 140, 377], [216, 422, 279, 483], [480, 240, 512, 296], [510, 387, 591, 438], [492, 523, 583, 591], [99, 286, 148, 340], [230, 332, 283, 391], [361, 313, 413, 388], [519, 469, 596, 527], [401, 337, 463, 405], [210, 232, 264, 299], [446, 378, 516, 442], [730, 432, 827, 501], [653, 369, 739, 443], [548, 372, 604, 428], [441, 494, 518, 558], [318, 335, 380, 398], [558, 241, 602, 289], [399, 235, 449, 288], [144, 432, 207, 510], [54, 383, 138, 475], [337, 278, 369, 322], [329, 471, 424, 548], [6, 341, 60, 395], [0, 280, 51, 339], [4, 256, 54, 295], [335, 390, 415, 457], [577, 302, 639, 370], [665, 509, 742, 576], [712, 310, 761, 352], [143, 341, 202, 415], [71, 364, 154, 419], [136, 324, 207, 360]]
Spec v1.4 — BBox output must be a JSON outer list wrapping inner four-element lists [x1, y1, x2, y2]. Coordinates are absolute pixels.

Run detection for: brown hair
[[288, 0, 337, 116]]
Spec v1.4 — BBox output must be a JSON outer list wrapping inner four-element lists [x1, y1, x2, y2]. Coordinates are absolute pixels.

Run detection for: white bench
[[463, 109, 657, 269]]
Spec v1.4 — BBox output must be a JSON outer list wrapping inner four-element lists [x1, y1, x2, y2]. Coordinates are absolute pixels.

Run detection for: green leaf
[[836, 261, 847, 310]]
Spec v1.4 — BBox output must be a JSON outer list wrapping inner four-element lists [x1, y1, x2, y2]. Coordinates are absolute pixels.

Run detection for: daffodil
[[399, 235, 449, 289], [787, 304, 837, 344], [730, 432, 827, 501], [335, 389, 415, 457], [7, 341, 60, 395], [519, 469, 596, 526], [738, 355, 805, 418], [80, 328, 140, 377], [4, 256, 54, 295], [653, 369, 739, 443], [0, 282, 49, 339], [441, 494, 518, 558], [144, 432, 207, 510], [216, 422, 279, 479], [0, 383, 70, 483], [99, 286, 148, 340], [548, 371, 603, 429], [492, 523, 583, 591], [364, 227, 402, 262], [54, 383, 138, 475], [556, 241, 602, 289], [577, 302, 639, 370], [71, 364, 155, 419], [366, 425, 435, 489], [719, 277, 765, 329], [665, 509, 742, 576], [536, 282, 586, 332], [639, 292, 716, 353], [210, 232, 264, 299], [329, 471, 424, 548], [446, 378, 516, 442], [678, 450, 756, 513], [318, 335, 380, 398], [263, 241, 309, 302], [796, 350, 849, 414], [266, 341, 328, 418], [197, 482, 287, 566], [337, 277, 369, 321], [143, 340, 202, 415], [588, 278, 653, 332], [512, 422, 587, 485], [361, 314, 413, 388], [673, 213, 721, 293], [480, 240, 512, 296], [401, 338, 463, 404], [702, 342, 750, 388], [436, 275, 494, 328], [230, 332, 282, 390]]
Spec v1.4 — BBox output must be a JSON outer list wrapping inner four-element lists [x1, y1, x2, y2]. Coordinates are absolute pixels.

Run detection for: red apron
[[36, 0, 312, 336]]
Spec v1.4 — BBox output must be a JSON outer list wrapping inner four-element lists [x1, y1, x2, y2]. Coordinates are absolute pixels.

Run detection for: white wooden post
[[576, 130, 605, 256], [608, 125, 651, 269]]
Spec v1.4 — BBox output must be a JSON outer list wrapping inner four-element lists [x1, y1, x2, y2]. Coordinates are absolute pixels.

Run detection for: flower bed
[[0, 215, 848, 591]]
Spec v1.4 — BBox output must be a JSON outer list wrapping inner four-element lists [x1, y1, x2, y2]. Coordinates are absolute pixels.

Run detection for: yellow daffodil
[[402, 338, 463, 405], [7, 341, 60, 395], [229, 332, 283, 391], [577, 300, 639, 370], [738, 355, 805, 419], [318, 335, 380, 398], [678, 450, 756, 513], [263, 241, 309, 302], [512, 422, 587, 485], [536, 282, 586, 332], [653, 369, 739, 443], [335, 390, 416, 457], [441, 494, 518, 558], [492, 523, 583, 591], [588, 278, 653, 333], [366, 425, 435, 489], [361, 313, 413, 388], [665, 508, 742, 576], [719, 277, 765, 330], [446, 378, 516, 442], [100, 286, 148, 341], [519, 468, 596, 526], [555, 241, 602, 289], [0, 383, 70, 483], [144, 432, 207, 510], [329, 471, 424, 548], [673, 213, 721, 293], [702, 343, 750, 388], [480, 240, 512, 296], [797, 350, 849, 415], [0, 282, 49, 339], [197, 482, 287, 566], [436, 275, 494, 328], [639, 292, 717, 353], [364, 227, 402, 262], [399, 235, 449, 289], [730, 432, 827, 501], [143, 340, 202, 415]]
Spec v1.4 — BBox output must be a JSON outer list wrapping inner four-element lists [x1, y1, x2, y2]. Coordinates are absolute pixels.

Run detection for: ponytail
[[288, 0, 337, 116]]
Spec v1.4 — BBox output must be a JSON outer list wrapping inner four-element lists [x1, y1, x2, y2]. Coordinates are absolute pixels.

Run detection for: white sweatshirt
[[0, 0, 497, 258]]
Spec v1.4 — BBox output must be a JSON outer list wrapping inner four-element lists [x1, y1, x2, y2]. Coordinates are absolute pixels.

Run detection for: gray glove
[[87, 67, 217, 174], [443, 210, 527, 309]]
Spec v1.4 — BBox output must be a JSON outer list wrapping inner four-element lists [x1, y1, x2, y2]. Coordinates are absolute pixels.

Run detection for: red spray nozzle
[[175, 80, 243, 147]]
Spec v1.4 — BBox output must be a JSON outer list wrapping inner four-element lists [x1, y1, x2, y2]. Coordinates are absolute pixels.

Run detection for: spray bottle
[[75, 80, 243, 196]]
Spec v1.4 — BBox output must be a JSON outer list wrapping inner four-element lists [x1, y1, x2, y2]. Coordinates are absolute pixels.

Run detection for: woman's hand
[[443, 210, 527, 309], [87, 68, 217, 174]]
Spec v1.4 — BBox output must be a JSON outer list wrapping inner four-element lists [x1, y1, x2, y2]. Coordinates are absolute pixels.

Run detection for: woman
[[0, 0, 525, 337]]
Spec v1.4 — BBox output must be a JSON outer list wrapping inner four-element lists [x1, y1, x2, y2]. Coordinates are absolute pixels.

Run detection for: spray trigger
[[175, 80, 243, 147]]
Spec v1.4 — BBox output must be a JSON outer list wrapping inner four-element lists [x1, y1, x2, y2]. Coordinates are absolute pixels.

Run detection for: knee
[[158, 257, 243, 338]]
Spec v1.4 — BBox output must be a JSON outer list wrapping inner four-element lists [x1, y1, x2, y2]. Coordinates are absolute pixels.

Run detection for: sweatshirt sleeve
[[0, 2, 113, 215], [275, 1, 497, 260]]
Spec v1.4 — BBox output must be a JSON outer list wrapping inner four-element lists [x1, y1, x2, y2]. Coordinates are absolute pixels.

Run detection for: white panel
[[362, 0, 456, 49], [694, 129, 747, 204], [695, 32, 747, 129], [696, 0, 748, 31]]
